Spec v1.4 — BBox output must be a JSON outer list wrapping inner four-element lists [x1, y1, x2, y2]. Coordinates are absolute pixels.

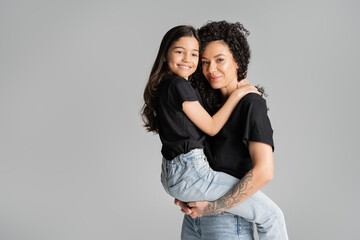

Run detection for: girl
[[142, 25, 286, 239]]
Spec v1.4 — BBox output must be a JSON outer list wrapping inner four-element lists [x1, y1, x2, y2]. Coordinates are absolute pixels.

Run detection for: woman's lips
[[209, 75, 222, 82]]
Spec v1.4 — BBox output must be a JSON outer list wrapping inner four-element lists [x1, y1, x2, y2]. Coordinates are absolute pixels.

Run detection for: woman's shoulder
[[242, 93, 266, 104], [237, 93, 268, 114]]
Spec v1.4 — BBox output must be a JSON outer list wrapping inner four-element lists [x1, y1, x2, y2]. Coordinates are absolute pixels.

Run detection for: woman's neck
[[220, 79, 249, 100]]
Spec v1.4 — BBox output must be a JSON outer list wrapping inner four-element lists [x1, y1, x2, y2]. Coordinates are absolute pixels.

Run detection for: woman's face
[[201, 41, 239, 90], [166, 36, 199, 80]]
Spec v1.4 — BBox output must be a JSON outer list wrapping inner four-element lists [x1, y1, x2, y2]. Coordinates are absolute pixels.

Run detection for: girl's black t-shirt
[[205, 93, 274, 180], [157, 76, 205, 160]]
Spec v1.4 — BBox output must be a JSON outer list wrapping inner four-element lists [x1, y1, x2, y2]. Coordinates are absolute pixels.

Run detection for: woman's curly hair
[[191, 21, 252, 114]]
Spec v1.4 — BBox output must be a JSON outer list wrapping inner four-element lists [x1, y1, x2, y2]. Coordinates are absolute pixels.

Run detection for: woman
[[176, 21, 288, 239], [142, 24, 284, 238]]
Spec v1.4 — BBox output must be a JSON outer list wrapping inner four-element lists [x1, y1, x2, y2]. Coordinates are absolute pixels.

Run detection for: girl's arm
[[178, 141, 274, 217], [183, 84, 257, 136]]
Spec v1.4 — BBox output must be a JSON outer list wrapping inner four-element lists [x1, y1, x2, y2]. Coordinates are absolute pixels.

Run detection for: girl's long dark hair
[[141, 25, 199, 133]]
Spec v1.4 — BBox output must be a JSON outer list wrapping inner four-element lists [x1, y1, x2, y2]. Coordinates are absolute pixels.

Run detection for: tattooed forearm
[[203, 169, 254, 215]]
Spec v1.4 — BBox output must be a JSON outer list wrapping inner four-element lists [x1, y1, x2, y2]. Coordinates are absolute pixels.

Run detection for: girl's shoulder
[[163, 75, 187, 83], [161, 75, 191, 89]]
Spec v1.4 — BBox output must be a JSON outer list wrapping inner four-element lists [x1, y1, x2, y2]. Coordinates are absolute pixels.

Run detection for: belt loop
[[179, 153, 185, 166]]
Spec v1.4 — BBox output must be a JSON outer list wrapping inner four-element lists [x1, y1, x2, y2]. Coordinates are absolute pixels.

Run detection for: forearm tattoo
[[203, 169, 254, 215]]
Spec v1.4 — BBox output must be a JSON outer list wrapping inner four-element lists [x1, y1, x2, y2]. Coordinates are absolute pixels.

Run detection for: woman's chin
[[208, 82, 221, 90]]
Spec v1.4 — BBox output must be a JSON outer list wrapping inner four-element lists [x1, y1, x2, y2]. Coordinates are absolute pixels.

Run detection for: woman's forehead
[[202, 41, 231, 56]]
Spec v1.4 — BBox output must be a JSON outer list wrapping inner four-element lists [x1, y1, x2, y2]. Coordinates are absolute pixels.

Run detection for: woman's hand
[[186, 201, 212, 218], [174, 199, 192, 215], [175, 199, 219, 218]]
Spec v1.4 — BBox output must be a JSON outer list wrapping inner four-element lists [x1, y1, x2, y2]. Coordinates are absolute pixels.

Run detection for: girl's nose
[[182, 54, 190, 62]]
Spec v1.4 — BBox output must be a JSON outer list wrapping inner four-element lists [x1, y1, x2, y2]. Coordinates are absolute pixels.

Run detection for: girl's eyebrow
[[173, 46, 199, 52]]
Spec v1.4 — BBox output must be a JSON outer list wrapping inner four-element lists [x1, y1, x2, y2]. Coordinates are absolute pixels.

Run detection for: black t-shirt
[[157, 75, 206, 160], [205, 93, 274, 180]]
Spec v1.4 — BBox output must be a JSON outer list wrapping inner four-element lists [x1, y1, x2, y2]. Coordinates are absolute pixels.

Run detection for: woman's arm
[[183, 84, 258, 136], [182, 141, 274, 217]]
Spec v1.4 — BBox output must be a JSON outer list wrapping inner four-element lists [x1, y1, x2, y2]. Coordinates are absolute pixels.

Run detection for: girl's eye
[[175, 50, 183, 54], [192, 53, 198, 57]]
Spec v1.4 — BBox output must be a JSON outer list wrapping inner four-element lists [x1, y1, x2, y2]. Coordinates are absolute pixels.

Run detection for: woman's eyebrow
[[214, 54, 225, 58], [201, 54, 225, 59]]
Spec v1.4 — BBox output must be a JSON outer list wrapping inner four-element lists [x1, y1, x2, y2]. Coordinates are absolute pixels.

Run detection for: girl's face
[[201, 41, 239, 90], [166, 36, 199, 80]]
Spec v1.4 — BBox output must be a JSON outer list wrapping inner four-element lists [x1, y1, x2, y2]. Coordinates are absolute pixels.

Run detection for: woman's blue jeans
[[161, 149, 288, 240], [181, 212, 254, 240]]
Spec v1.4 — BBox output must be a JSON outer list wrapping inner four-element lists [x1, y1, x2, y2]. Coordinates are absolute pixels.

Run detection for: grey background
[[1, 0, 359, 239]]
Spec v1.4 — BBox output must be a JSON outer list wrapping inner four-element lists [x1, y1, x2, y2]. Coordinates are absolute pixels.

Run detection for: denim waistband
[[164, 148, 205, 165]]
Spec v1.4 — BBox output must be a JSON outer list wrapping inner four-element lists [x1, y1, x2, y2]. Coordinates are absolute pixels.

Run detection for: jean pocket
[[169, 177, 205, 202], [161, 174, 172, 196], [192, 157, 210, 178], [168, 177, 189, 200]]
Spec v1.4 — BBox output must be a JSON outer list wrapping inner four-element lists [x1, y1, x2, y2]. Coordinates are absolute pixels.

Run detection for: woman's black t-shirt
[[205, 93, 274, 180], [157, 76, 206, 160]]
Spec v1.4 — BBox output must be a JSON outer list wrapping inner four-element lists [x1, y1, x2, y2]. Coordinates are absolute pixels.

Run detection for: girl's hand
[[235, 82, 261, 99]]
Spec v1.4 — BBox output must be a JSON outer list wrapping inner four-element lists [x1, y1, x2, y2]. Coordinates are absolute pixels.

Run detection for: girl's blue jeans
[[161, 148, 288, 240]]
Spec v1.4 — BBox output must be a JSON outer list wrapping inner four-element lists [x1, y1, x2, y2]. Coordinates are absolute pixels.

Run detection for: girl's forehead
[[174, 36, 198, 44]]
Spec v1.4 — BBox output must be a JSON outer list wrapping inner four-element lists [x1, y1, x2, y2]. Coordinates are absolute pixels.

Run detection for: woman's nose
[[208, 62, 217, 73]]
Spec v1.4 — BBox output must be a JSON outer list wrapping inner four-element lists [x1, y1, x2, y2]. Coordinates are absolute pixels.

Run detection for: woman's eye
[[192, 53, 198, 57], [201, 61, 209, 65], [216, 58, 224, 63]]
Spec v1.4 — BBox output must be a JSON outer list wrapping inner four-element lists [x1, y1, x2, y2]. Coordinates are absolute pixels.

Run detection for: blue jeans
[[181, 212, 254, 240], [161, 149, 288, 240]]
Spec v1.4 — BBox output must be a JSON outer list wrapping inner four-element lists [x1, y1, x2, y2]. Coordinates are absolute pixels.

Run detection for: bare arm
[[183, 84, 258, 136], [186, 141, 274, 217]]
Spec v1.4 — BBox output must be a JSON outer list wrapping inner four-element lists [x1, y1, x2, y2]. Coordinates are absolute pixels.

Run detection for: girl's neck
[[173, 73, 189, 81]]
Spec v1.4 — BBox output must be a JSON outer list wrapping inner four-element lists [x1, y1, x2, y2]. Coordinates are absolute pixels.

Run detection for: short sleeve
[[241, 94, 274, 151], [169, 77, 199, 106]]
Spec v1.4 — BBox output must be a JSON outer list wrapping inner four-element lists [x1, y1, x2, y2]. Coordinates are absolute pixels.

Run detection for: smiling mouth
[[177, 64, 191, 70]]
